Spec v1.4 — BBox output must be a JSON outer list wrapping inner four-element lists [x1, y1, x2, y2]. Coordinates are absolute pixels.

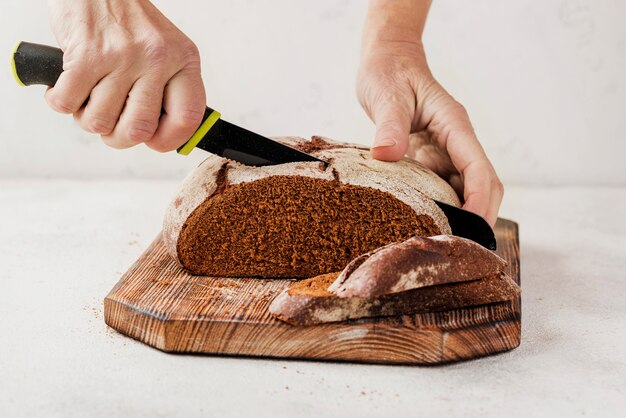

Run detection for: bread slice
[[163, 136, 461, 278], [269, 234, 519, 326], [328, 235, 508, 297], [269, 271, 520, 326]]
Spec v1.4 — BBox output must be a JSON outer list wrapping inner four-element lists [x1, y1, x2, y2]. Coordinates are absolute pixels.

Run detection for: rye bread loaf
[[269, 235, 519, 325], [328, 235, 507, 297], [163, 136, 461, 278], [269, 271, 519, 326]]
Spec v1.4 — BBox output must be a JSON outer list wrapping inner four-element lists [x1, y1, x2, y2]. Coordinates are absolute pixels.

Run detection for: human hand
[[46, 0, 206, 151], [357, 1, 503, 226]]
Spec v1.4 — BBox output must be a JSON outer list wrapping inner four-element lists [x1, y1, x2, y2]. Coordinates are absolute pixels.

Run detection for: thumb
[[370, 101, 412, 161]]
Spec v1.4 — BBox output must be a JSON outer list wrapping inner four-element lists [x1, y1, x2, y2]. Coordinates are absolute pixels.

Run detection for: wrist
[[362, 0, 430, 58]]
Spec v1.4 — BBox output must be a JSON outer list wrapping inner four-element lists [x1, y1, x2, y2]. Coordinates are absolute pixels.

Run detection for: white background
[[0, 0, 624, 184], [1, 2, 625, 416]]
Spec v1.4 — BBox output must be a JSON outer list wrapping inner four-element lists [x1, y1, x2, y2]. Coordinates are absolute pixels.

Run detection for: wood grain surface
[[104, 218, 521, 365]]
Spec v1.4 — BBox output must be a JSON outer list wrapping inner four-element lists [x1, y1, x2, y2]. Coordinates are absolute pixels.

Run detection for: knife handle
[[11, 41, 63, 86], [11, 40, 218, 155]]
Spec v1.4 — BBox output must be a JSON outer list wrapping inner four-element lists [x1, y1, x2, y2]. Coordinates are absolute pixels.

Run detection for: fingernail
[[372, 138, 397, 148]]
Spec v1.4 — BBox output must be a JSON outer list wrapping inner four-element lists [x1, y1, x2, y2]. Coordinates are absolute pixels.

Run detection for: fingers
[[146, 67, 206, 152], [45, 0, 205, 152], [101, 76, 164, 149], [74, 73, 135, 135], [432, 102, 488, 171], [429, 99, 503, 226], [45, 64, 104, 114], [459, 159, 498, 227], [370, 100, 412, 161], [485, 174, 504, 227], [451, 138, 502, 227]]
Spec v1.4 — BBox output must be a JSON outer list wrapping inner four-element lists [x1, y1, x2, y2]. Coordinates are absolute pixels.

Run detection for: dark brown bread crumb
[[294, 136, 364, 154], [287, 272, 340, 297], [177, 176, 441, 278]]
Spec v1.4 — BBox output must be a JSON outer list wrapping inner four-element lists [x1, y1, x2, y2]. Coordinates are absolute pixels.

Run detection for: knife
[[11, 41, 496, 250], [10, 41, 325, 166]]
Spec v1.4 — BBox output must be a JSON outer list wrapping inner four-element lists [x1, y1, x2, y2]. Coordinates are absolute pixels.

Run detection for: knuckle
[[97, 39, 135, 70], [65, 46, 100, 69], [174, 107, 204, 129], [141, 36, 201, 75], [493, 178, 505, 195], [85, 114, 116, 134], [101, 47, 126, 67], [487, 168, 504, 194], [128, 89, 160, 107], [180, 39, 200, 59], [126, 118, 157, 142], [375, 87, 402, 106], [47, 95, 77, 114], [371, 90, 413, 119], [180, 41, 201, 67], [449, 101, 470, 119], [143, 37, 170, 66], [377, 118, 401, 132], [448, 99, 465, 113]]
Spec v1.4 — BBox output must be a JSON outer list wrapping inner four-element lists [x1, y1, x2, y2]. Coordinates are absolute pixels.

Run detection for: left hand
[[356, 39, 503, 227]]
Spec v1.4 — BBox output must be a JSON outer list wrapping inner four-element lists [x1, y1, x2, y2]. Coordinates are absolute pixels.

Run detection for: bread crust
[[328, 235, 508, 297]]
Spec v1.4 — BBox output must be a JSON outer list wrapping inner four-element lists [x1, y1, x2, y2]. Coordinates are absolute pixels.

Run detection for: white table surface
[[0, 180, 624, 418]]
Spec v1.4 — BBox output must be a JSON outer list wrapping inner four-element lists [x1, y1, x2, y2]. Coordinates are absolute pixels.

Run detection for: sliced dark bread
[[328, 235, 508, 297], [269, 271, 520, 326], [269, 235, 519, 326]]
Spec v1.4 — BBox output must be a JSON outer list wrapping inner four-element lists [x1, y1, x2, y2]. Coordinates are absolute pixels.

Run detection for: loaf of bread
[[269, 235, 520, 325], [163, 136, 461, 278]]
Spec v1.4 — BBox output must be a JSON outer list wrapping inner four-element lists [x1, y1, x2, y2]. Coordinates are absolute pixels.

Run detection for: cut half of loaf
[[163, 136, 461, 278]]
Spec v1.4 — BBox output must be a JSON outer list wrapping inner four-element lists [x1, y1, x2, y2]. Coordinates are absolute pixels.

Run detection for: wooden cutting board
[[104, 218, 521, 365]]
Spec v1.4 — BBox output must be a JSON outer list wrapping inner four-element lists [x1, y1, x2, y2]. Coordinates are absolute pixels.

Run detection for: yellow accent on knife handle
[[177, 110, 221, 155], [11, 41, 25, 87]]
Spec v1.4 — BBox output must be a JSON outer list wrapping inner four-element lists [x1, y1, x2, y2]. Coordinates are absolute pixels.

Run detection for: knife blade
[[10, 41, 326, 166], [11, 41, 496, 249], [433, 201, 496, 250]]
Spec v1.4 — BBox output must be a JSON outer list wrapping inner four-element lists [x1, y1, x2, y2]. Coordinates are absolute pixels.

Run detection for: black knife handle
[[11, 41, 217, 155], [12, 41, 63, 87]]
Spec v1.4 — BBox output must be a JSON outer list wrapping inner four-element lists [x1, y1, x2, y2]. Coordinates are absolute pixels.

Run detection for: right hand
[[46, 0, 206, 151]]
